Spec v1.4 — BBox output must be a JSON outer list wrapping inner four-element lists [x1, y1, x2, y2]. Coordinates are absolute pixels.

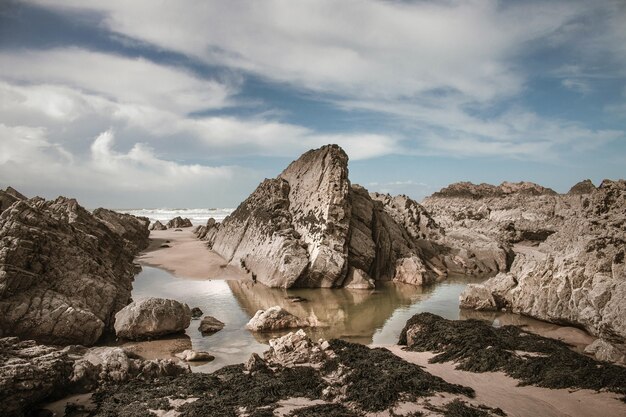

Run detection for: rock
[[201, 145, 476, 288], [72, 346, 189, 390], [198, 316, 224, 334], [0, 186, 26, 214], [0, 337, 75, 417], [584, 339, 626, 364], [150, 220, 167, 230], [431, 179, 626, 345], [244, 352, 269, 373], [175, 349, 214, 362], [343, 267, 375, 289], [568, 179, 596, 195], [166, 216, 193, 228], [0, 193, 150, 346], [114, 298, 191, 340], [264, 329, 327, 366], [246, 306, 308, 332], [190, 307, 203, 319], [0, 337, 189, 417]]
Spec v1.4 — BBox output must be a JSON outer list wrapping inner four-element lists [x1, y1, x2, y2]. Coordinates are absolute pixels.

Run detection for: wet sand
[[383, 346, 626, 417], [137, 228, 247, 280]]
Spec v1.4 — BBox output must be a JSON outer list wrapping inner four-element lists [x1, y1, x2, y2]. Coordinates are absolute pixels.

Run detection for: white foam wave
[[116, 208, 234, 225]]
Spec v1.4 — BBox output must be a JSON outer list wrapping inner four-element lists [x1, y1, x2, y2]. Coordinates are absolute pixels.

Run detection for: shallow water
[[129, 266, 594, 372]]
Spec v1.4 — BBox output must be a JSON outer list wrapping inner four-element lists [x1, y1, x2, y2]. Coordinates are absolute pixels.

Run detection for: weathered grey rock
[[0, 186, 26, 214], [0, 337, 189, 417], [0, 193, 150, 345], [584, 339, 626, 364], [175, 349, 214, 362], [343, 267, 375, 289], [166, 216, 192, 228], [264, 329, 327, 366], [446, 179, 626, 344], [150, 220, 167, 230], [114, 298, 191, 340], [200, 145, 473, 288], [198, 316, 224, 334], [246, 306, 308, 332], [568, 179, 596, 195], [0, 337, 76, 417]]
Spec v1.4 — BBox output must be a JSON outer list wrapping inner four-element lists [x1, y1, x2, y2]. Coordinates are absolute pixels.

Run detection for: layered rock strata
[[198, 145, 497, 288], [424, 180, 625, 347], [0, 191, 149, 345]]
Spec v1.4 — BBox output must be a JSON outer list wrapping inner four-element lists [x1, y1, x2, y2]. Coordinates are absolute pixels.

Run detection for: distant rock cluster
[[149, 216, 193, 230]]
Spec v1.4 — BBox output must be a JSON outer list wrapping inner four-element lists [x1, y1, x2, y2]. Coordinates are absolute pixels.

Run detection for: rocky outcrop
[[438, 180, 626, 344], [0, 193, 150, 345], [0, 186, 26, 213], [246, 306, 308, 332], [568, 179, 596, 195], [0, 337, 189, 417], [114, 297, 191, 340], [150, 220, 167, 230], [166, 216, 193, 228], [198, 145, 492, 288], [431, 181, 556, 199]]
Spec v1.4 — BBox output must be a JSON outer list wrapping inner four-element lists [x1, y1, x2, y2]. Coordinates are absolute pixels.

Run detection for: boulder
[[264, 329, 327, 366], [584, 339, 626, 364], [0, 193, 150, 345], [114, 298, 191, 340], [198, 316, 225, 334], [246, 306, 308, 332], [343, 267, 375, 289], [150, 220, 167, 230], [166, 216, 193, 228], [175, 349, 214, 362]]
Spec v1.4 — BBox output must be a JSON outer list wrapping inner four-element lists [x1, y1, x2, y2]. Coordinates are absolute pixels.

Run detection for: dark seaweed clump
[[399, 313, 626, 399], [326, 339, 474, 412], [287, 403, 363, 416], [91, 363, 324, 417]]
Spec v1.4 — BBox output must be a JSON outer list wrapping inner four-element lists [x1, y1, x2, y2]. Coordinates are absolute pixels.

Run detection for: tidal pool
[[127, 266, 594, 372]]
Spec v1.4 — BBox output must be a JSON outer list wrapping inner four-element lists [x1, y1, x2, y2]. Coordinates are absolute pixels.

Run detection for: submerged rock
[[175, 349, 214, 362], [198, 316, 225, 334], [0, 192, 149, 345], [246, 306, 308, 332], [114, 298, 191, 340], [166, 216, 192, 228]]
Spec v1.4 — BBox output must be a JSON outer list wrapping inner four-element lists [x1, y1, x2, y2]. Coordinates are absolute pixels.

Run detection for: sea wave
[[115, 208, 234, 225]]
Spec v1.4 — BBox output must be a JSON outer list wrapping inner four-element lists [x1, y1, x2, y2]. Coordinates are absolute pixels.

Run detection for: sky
[[0, 0, 624, 208]]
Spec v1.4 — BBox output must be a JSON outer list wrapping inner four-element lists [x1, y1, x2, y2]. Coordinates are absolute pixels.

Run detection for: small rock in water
[[246, 306, 308, 332], [199, 316, 225, 334], [190, 307, 203, 319], [286, 295, 308, 303], [114, 297, 191, 340], [160, 244, 170, 248], [175, 349, 214, 362]]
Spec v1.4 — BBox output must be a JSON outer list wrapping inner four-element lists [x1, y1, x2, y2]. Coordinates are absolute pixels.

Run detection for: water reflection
[[227, 280, 431, 344], [127, 267, 591, 373]]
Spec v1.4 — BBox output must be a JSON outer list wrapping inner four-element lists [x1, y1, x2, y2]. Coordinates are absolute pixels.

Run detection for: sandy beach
[[137, 228, 247, 280], [384, 346, 626, 417]]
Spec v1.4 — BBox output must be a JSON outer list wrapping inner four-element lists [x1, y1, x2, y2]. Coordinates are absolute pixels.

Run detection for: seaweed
[[287, 403, 363, 417], [399, 313, 626, 399], [327, 339, 474, 412]]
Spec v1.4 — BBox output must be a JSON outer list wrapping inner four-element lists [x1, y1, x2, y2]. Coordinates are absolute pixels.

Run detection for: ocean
[[116, 208, 234, 226]]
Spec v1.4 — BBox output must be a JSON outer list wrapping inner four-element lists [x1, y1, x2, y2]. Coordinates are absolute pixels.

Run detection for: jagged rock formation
[[166, 216, 193, 228], [114, 297, 191, 340], [568, 179, 597, 195], [0, 186, 27, 213], [425, 180, 625, 348], [0, 190, 150, 345], [198, 145, 496, 288], [0, 337, 189, 417]]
